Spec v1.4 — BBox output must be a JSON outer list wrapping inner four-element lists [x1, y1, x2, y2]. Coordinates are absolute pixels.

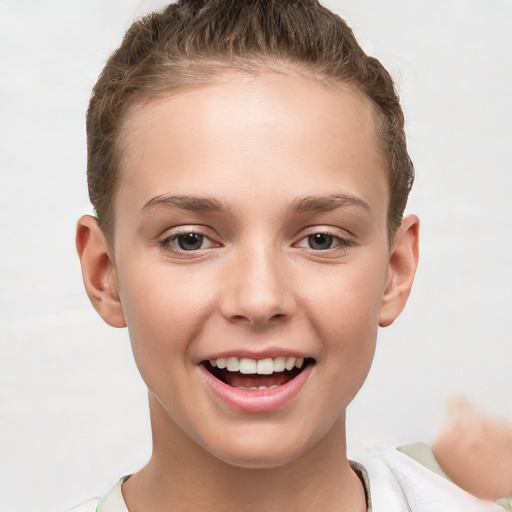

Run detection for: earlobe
[[76, 215, 126, 328], [379, 215, 420, 327]]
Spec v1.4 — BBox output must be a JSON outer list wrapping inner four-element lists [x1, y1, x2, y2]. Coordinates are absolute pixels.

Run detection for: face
[[81, 72, 416, 469]]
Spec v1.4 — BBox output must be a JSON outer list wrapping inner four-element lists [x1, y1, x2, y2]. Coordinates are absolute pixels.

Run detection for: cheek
[[116, 262, 219, 369], [300, 259, 387, 340], [297, 257, 387, 396]]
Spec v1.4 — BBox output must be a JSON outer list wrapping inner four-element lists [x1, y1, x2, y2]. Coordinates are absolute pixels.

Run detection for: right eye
[[173, 232, 206, 251], [160, 230, 219, 253]]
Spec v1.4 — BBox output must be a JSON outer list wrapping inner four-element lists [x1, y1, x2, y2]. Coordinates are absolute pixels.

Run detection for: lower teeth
[[236, 384, 280, 390]]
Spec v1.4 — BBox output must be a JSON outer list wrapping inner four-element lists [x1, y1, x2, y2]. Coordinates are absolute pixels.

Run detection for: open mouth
[[202, 356, 315, 390]]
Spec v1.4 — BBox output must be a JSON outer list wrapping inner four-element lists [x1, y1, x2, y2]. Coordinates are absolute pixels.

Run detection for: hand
[[432, 397, 512, 500]]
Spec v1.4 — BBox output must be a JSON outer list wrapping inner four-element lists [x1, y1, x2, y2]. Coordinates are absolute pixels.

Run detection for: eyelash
[[159, 229, 217, 254], [159, 229, 355, 255], [294, 229, 355, 253]]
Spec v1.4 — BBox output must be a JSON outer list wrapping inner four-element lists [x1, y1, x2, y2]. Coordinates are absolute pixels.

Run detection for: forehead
[[116, 71, 388, 223]]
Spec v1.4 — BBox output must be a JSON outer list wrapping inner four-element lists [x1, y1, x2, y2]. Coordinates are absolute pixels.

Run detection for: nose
[[220, 244, 295, 326]]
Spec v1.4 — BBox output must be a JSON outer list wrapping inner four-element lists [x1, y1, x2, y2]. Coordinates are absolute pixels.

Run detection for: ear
[[379, 215, 420, 327], [76, 215, 126, 328]]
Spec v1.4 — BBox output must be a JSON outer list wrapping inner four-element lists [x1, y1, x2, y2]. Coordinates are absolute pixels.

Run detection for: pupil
[[178, 233, 203, 250], [308, 233, 333, 250]]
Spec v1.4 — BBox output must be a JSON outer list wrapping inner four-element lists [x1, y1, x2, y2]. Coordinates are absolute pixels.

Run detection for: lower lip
[[199, 363, 314, 414]]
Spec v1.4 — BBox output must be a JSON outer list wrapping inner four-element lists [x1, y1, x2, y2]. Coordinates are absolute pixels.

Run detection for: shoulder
[[357, 444, 504, 512], [66, 476, 130, 512], [66, 498, 99, 512]]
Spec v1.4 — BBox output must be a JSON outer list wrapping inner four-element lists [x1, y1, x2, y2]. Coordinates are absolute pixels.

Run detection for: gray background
[[1, 1, 511, 510]]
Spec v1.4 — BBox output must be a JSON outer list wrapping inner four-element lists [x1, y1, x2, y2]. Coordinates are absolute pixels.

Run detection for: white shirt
[[68, 446, 508, 512]]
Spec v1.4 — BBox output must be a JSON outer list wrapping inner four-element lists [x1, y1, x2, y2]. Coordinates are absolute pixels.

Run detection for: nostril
[[228, 314, 252, 324], [226, 312, 287, 326]]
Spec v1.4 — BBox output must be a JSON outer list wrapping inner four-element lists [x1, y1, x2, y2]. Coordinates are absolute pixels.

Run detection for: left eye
[[306, 233, 335, 250], [296, 232, 348, 251]]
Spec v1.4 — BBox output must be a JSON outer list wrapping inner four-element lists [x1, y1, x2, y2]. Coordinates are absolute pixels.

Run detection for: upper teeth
[[209, 356, 305, 374]]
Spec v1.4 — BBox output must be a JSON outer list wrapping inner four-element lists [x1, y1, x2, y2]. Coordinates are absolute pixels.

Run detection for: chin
[[211, 447, 303, 470], [200, 426, 320, 470]]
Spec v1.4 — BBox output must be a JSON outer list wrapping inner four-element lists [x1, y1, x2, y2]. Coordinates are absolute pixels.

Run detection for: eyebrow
[[140, 194, 231, 214], [288, 193, 371, 214], [140, 192, 370, 216]]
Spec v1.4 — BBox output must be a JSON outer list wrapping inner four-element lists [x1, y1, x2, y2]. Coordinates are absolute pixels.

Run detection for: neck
[[122, 394, 366, 512]]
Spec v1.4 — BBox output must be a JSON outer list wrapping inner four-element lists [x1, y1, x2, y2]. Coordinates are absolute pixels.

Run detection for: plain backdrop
[[0, 1, 511, 510]]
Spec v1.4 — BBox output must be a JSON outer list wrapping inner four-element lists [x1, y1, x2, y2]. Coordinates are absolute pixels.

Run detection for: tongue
[[224, 372, 292, 388]]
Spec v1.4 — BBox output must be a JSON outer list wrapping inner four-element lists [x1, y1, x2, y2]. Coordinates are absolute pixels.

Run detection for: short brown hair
[[87, 0, 414, 241]]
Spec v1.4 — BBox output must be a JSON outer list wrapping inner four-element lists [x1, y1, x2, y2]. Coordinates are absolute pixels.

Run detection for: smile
[[203, 356, 315, 391]]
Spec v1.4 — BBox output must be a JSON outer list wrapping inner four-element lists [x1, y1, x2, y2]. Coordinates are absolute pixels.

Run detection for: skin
[[433, 397, 512, 500], [77, 71, 419, 512]]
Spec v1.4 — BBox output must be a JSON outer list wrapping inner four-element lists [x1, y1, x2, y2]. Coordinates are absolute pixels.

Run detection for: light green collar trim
[[96, 476, 130, 512], [497, 497, 512, 511]]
